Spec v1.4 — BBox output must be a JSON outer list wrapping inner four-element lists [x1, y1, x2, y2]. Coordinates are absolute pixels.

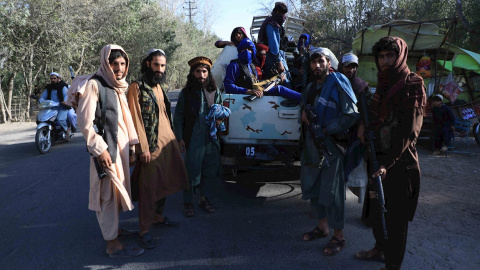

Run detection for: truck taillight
[[221, 100, 229, 135]]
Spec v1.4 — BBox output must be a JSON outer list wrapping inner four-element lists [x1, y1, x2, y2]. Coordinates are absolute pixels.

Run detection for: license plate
[[244, 146, 255, 158]]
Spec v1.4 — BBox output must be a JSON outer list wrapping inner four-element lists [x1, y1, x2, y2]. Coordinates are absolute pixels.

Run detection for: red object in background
[[416, 56, 432, 78]]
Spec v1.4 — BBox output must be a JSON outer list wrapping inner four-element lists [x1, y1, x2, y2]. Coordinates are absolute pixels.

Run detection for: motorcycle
[[33, 98, 74, 154]]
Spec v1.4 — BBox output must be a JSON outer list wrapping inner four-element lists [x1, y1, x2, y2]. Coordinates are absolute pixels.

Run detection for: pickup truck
[[211, 14, 307, 173]]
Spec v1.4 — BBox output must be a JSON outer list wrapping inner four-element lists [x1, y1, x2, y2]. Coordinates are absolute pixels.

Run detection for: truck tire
[[474, 123, 480, 146]]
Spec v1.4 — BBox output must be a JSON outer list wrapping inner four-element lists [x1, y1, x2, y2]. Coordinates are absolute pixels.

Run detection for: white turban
[[50, 72, 61, 79], [309, 47, 339, 70]]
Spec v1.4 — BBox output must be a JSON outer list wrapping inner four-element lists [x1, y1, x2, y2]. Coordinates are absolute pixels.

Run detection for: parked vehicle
[[34, 99, 73, 154]]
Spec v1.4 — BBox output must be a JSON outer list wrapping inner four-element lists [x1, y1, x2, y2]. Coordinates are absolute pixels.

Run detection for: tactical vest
[[92, 75, 119, 163], [232, 59, 257, 90], [46, 81, 68, 102]]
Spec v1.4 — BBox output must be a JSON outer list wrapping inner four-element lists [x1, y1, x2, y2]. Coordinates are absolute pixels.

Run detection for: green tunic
[[173, 88, 223, 188], [300, 80, 359, 229]]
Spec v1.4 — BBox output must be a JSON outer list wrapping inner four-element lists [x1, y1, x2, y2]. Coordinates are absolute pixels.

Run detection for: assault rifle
[[303, 104, 331, 167], [243, 71, 288, 102], [360, 91, 388, 239]]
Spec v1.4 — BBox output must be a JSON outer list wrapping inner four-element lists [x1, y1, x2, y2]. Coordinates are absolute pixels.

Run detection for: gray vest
[[92, 75, 119, 163]]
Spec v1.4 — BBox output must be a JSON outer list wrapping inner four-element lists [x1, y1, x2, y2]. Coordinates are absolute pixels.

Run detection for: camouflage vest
[[136, 80, 160, 153]]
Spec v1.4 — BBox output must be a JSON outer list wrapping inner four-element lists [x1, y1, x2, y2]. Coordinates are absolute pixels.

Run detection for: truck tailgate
[[223, 94, 301, 141]]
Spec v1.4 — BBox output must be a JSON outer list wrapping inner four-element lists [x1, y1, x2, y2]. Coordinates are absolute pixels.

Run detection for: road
[[0, 90, 479, 269]]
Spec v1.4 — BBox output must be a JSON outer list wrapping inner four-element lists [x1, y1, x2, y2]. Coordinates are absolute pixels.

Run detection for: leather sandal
[[153, 216, 179, 227], [108, 245, 144, 258], [322, 236, 346, 256], [138, 232, 157, 249], [302, 227, 329, 241], [199, 198, 215, 214], [183, 203, 195, 217]]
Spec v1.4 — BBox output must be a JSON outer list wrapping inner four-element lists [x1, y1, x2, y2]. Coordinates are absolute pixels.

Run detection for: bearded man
[[39, 72, 70, 136], [300, 48, 359, 256], [127, 49, 190, 249], [75, 45, 143, 258], [355, 36, 426, 270], [173, 57, 223, 217]]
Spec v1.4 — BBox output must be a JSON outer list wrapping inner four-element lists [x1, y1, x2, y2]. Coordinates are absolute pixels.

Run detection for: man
[[300, 48, 359, 256], [257, 2, 292, 86], [223, 38, 300, 102], [127, 49, 190, 249], [214, 27, 249, 48], [431, 94, 455, 154], [292, 33, 314, 92], [39, 72, 70, 136], [355, 36, 426, 270], [173, 56, 223, 217], [255, 43, 269, 80], [76, 45, 143, 258], [339, 53, 370, 205]]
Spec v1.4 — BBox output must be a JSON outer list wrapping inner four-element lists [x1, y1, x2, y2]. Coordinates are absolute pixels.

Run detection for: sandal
[[303, 227, 329, 241], [183, 203, 195, 217], [107, 245, 144, 258], [153, 216, 179, 227], [199, 198, 215, 214], [322, 236, 346, 256], [355, 247, 385, 262], [138, 232, 157, 249]]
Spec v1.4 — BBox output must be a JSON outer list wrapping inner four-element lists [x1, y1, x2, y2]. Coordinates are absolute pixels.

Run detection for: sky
[[209, 0, 267, 41]]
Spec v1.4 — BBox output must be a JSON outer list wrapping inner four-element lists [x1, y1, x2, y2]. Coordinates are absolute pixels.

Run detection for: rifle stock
[[361, 92, 388, 240], [304, 105, 331, 167]]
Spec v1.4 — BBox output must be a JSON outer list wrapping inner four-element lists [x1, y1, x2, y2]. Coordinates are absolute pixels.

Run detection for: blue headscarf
[[237, 38, 257, 64], [297, 34, 311, 51]]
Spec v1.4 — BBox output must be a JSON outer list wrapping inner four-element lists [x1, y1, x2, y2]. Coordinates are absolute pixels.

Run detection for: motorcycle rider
[[39, 72, 71, 137]]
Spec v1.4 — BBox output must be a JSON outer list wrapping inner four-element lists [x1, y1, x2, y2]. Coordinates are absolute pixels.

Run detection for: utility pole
[[184, 0, 197, 23]]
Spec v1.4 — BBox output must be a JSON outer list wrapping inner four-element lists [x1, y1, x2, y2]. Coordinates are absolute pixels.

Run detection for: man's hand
[[246, 89, 263, 98], [215, 119, 223, 126], [140, 151, 151, 165], [276, 62, 285, 73], [301, 110, 309, 125], [280, 74, 285, 83], [97, 150, 112, 168], [372, 165, 387, 180], [178, 140, 186, 153]]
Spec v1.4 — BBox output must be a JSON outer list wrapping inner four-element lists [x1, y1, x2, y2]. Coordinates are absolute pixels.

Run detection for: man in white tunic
[[76, 45, 143, 258]]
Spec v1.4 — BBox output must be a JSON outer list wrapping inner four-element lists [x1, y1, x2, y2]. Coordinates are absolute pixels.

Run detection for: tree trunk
[[7, 70, 16, 121], [0, 76, 7, 123]]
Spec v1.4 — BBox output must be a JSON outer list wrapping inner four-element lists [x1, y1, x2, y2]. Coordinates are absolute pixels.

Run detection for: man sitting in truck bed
[[223, 38, 301, 103]]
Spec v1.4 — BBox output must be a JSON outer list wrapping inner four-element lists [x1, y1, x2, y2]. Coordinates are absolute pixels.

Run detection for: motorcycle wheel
[[474, 123, 480, 146], [35, 126, 52, 154]]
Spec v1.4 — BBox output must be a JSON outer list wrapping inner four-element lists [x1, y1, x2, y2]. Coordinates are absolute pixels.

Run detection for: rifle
[[303, 104, 331, 167], [243, 71, 288, 102], [360, 91, 388, 240]]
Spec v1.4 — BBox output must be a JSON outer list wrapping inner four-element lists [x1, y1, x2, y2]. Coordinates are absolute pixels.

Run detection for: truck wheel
[[35, 127, 52, 154], [474, 123, 480, 146]]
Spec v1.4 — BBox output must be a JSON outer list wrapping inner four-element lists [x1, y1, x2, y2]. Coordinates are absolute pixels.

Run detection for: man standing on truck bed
[[257, 2, 292, 87], [224, 38, 300, 102], [173, 56, 223, 217], [300, 48, 359, 256]]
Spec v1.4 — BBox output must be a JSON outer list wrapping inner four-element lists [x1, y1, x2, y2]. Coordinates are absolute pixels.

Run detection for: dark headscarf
[[237, 38, 256, 64], [373, 37, 423, 122], [230, 27, 249, 47], [297, 34, 311, 51]]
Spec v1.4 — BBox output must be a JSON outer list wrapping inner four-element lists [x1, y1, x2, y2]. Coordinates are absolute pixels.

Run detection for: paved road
[[0, 90, 478, 269]]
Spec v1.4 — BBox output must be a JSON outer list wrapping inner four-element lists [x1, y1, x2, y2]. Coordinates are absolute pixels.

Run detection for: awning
[[437, 43, 480, 74]]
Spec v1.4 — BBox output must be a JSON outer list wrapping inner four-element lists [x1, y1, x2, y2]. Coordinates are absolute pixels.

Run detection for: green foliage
[[0, 0, 220, 98]]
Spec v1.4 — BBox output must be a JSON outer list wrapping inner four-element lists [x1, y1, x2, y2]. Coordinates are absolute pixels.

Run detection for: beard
[[192, 76, 210, 89], [145, 67, 165, 85], [314, 67, 328, 81]]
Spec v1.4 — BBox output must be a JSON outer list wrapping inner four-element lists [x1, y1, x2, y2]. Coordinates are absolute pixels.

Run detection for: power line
[[183, 0, 197, 23]]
